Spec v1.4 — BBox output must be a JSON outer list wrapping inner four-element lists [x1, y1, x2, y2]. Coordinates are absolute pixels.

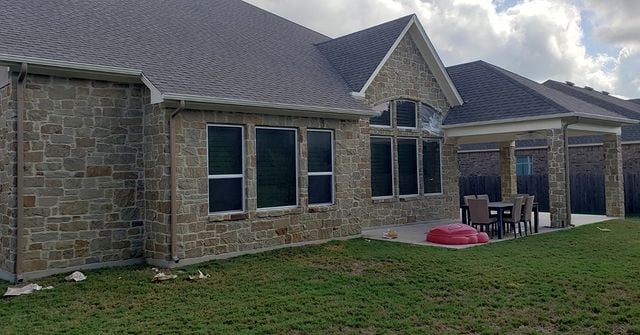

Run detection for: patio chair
[[463, 195, 476, 205], [503, 196, 525, 238], [509, 194, 529, 203], [522, 196, 535, 235], [467, 198, 498, 237], [476, 194, 490, 201]]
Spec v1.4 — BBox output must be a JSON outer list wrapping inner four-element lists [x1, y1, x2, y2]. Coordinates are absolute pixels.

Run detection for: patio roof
[[443, 61, 638, 144]]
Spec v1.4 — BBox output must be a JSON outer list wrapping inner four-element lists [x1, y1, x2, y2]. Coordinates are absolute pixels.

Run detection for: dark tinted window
[[371, 137, 393, 197], [208, 125, 244, 213], [423, 140, 442, 194], [398, 138, 418, 195], [257, 128, 297, 208], [396, 100, 416, 128], [308, 131, 332, 173]]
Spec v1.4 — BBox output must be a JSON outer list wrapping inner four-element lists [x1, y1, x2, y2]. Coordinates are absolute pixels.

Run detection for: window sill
[[256, 207, 303, 218], [423, 192, 444, 197], [399, 195, 421, 202], [372, 197, 396, 204], [208, 213, 248, 222], [308, 204, 337, 213]]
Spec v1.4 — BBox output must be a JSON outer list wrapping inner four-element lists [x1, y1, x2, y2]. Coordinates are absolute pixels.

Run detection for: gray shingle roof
[[631, 99, 640, 105], [444, 61, 627, 125], [543, 80, 640, 142], [0, 0, 373, 113], [316, 15, 414, 92]]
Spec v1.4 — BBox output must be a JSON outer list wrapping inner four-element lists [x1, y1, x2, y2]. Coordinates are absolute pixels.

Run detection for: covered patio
[[444, 62, 638, 229]]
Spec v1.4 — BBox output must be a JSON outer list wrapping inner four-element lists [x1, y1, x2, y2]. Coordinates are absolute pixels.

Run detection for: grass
[[2, 219, 640, 334]]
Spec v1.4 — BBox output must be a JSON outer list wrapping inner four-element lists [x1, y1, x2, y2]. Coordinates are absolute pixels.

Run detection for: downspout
[[562, 117, 579, 228], [15, 63, 27, 282], [169, 100, 185, 263]]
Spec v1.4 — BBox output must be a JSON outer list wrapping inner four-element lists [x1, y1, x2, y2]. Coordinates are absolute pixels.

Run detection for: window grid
[[308, 129, 335, 206]]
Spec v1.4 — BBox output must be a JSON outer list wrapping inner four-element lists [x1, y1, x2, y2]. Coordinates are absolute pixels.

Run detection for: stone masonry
[[0, 33, 461, 277], [144, 107, 368, 263], [364, 34, 458, 226], [0, 74, 15, 274], [498, 141, 517, 200], [603, 134, 625, 217], [2, 73, 146, 276], [547, 128, 570, 227]]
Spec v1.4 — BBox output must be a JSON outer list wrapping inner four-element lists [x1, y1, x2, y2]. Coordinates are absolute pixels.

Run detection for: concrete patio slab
[[361, 212, 616, 249]]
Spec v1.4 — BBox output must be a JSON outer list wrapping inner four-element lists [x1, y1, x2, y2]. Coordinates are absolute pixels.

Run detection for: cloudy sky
[[245, 0, 640, 99]]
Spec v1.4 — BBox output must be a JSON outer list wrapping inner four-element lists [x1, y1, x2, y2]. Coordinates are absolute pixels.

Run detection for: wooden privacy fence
[[459, 174, 640, 215]]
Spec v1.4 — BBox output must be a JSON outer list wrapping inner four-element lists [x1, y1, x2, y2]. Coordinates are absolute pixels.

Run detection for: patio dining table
[[460, 201, 540, 239]]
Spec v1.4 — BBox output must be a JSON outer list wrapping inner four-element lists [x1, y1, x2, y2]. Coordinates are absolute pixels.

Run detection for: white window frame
[[370, 136, 395, 200], [397, 137, 420, 197], [516, 155, 533, 176], [396, 100, 418, 130], [370, 102, 392, 129], [255, 126, 299, 211], [423, 138, 443, 196], [207, 124, 246, 215], [307, 129, 335, 207]]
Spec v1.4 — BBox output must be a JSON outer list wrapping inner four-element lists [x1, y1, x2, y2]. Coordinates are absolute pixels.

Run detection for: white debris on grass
[[597, 227, 612, 232], [188, 270, 210, 281], [152, 268, 177, 282], [65, 271, 87, 282], [4, 283, 53, 297]]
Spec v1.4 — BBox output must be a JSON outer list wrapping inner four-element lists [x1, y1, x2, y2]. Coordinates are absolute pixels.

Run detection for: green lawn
[[2, 219, 640, 334]]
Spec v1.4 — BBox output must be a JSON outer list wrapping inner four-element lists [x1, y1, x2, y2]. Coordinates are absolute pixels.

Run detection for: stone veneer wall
[[8, 74, 146, 274], [362, 34, 458, 226], [0, 75, 15, 274], [144, 107, 369, 263]]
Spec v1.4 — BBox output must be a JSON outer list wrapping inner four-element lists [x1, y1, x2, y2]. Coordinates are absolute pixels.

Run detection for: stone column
[[442, 138, 460, 219], [499, 141, 517, 201], [603, 134, 625, 217], [547, 128, 570, 227]]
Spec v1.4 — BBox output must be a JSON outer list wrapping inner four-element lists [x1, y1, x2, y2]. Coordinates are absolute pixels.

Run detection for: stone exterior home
[[0, 1, 636, 282], [0, 0, 467, 282]]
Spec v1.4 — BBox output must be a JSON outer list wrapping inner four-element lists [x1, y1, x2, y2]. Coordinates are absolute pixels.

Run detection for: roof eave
[[442, 112, 638, 129], [162, 93, 376, 120]]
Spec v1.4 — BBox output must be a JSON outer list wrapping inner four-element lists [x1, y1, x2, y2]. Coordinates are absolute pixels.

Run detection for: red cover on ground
[[426, 224, 490, 245]]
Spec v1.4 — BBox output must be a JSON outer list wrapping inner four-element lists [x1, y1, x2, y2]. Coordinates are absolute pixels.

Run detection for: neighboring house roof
[[316, 15, 414, 92], [0, 0, 371, 114], [444, 61, 628, 126]]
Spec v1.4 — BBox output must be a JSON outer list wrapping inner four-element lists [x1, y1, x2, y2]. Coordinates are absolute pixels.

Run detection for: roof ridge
[[314, 14, 414, 46]]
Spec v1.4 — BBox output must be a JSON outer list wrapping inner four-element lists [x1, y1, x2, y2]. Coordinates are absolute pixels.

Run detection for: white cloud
[[245, 0, 639, 98]]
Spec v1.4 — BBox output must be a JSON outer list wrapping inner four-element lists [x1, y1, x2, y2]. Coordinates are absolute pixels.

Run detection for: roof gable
[[317, 15, 463, 106], [316, 15, 413, 92]]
